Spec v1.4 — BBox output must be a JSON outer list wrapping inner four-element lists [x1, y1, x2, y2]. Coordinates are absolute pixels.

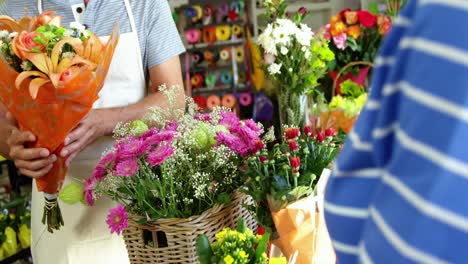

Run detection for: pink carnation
[[147, 144, 174, 167], [244, 119, 263, 134], [333, 33, 347, 50], [115, 158, 139, 177], [106, 204, 128, 235], [219, 111, 241, 129], [92, 166, 106, 181]]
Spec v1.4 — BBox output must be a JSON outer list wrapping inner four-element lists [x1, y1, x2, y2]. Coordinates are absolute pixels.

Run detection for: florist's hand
[[6, 113, 56, 178], [60, 109, 110, 166]]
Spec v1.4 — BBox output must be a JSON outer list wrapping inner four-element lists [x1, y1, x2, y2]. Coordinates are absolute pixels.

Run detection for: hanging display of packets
[[232, 25, 244, 38], [222, 94, 237, 108], [191, 73, 204, 88], [215, 25, 231, 41], [239, 92, 253, 106], [220, 71, 233, 85], [216, 3, 230, 23], [235, 46, 245, 63], [193, 95, 207, 110], [191, 51, 204, 65], [185, 29, 200, 44], [205, 73, 218, 88], [202, 26, 216, 44], [202, 4, 215, 25], [207, 95, 221, 110]]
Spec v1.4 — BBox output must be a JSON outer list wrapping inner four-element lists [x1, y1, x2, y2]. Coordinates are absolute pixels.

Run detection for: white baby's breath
[[280, 46, 288, 55], [8, 32, 17, 40], [0, 30, 8, 39]]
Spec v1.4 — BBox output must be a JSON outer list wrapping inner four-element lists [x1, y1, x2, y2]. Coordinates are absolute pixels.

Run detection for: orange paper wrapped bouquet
[[0, 11, 119, 232]]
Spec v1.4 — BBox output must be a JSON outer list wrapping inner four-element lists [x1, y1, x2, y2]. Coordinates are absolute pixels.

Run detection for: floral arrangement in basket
[[81, 85, 264, 235], [312, 80, 368, 134], [0, 11, 119, 232], [256, 0, 334, 127], [196, 218, 283, 264], [241, 125, 344, 263], [322, 8, 391, 95]]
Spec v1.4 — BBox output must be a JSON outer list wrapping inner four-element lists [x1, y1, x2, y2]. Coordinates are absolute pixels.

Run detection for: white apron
[[31, 1, 146, 263]]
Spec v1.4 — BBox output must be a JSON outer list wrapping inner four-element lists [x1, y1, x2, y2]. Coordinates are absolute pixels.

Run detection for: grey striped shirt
[[0, 0, 185, 73]]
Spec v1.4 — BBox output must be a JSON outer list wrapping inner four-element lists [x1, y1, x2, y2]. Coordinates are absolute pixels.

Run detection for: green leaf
[[216, 193, 231, 204], [236, 218, 247, 233], [255, 232, 270, 260], [369, 3, 380, 14], [196, 235, 213, 264], [288, 186, 313, 201]]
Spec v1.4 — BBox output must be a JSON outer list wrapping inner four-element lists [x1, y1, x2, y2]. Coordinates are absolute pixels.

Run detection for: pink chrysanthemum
[[106, 204, 128, 235], [138, 127, 159, 140], [219, 111, 241, 130], [147, 144, 174, 167], [215, 131, 250, 156], [145, 131, 176, 146], [117, 139, 149, 160], [115, 158, 139, 176], [244, 119, 263, 134], [84, 177, 97, 206], [92, 166, 106, 181], [165, 121, 179, 131]]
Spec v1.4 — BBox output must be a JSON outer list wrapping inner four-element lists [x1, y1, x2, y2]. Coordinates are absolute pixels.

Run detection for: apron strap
[[37, 0, 43, 13], [123, 0, 138, 34]]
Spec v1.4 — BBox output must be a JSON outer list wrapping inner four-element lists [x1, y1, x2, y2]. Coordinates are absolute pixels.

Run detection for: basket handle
[[331, 61, 374, 97]]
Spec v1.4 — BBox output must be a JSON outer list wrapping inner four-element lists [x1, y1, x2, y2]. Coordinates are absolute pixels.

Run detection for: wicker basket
[[123, 192, 257, 264]]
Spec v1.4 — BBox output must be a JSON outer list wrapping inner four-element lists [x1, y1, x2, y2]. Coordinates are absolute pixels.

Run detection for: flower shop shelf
[[184, 20, 247, 30], [192, 83, 248, 94], [185, 39, 245, 51]]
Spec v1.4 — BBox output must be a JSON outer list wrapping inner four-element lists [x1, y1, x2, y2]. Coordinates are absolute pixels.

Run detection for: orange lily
[[14, 36, 103, 99], [0, 10, 62, 32]]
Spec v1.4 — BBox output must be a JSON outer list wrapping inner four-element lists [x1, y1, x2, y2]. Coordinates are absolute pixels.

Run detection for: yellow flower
[[245, 228, 253, 236], [224, 255, 234, 264], [270, 257, 288, 264], [239, 233, 247, 241], [239, 250, 248, 259], [256, 234, 263, 240], [262, 253, 267, 259]]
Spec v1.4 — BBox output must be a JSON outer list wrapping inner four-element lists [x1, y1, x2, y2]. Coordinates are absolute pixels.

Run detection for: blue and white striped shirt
[[0, 0, 185, 73], [324, 1, 468, 263]]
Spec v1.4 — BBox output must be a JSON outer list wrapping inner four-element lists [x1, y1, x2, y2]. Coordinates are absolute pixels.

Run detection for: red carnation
[[259, 156, 268, 163], [253, 140, 265, 153], [285, 127, 300, 140], [304, 126, 313, 137], [357, 10, 377, 28], [289, 156, 301, 169], [316, 132, 326, 142], [325, 128, 335, 137], [289, 141, 299, 152]]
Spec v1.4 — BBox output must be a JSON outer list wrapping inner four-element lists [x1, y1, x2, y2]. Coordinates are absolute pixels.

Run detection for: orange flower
[[12, 31, 47, 60], [30, 10, 62, 30], [329, 14, 342, 25], [330, 21, 346, 37], [347, 25, 361, 39], [344, 11, 358, 25], [378, 15, 392, 35]]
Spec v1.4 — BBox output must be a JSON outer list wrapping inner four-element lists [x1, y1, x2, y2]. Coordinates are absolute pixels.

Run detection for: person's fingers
[[7, 130, 35, 146], [10, 146, 49, 161], [65, 152, 78, 167], [14, 155, 56, 171], [19, 164, 54, 179]]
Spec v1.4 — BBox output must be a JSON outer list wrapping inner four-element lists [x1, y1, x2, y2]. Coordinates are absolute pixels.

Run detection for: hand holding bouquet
[[0, 11, 119, 232]]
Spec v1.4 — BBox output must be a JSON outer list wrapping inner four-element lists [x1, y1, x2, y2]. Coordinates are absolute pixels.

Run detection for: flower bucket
[[269, 169, 336, 264], [122, 192, 257, 264]]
